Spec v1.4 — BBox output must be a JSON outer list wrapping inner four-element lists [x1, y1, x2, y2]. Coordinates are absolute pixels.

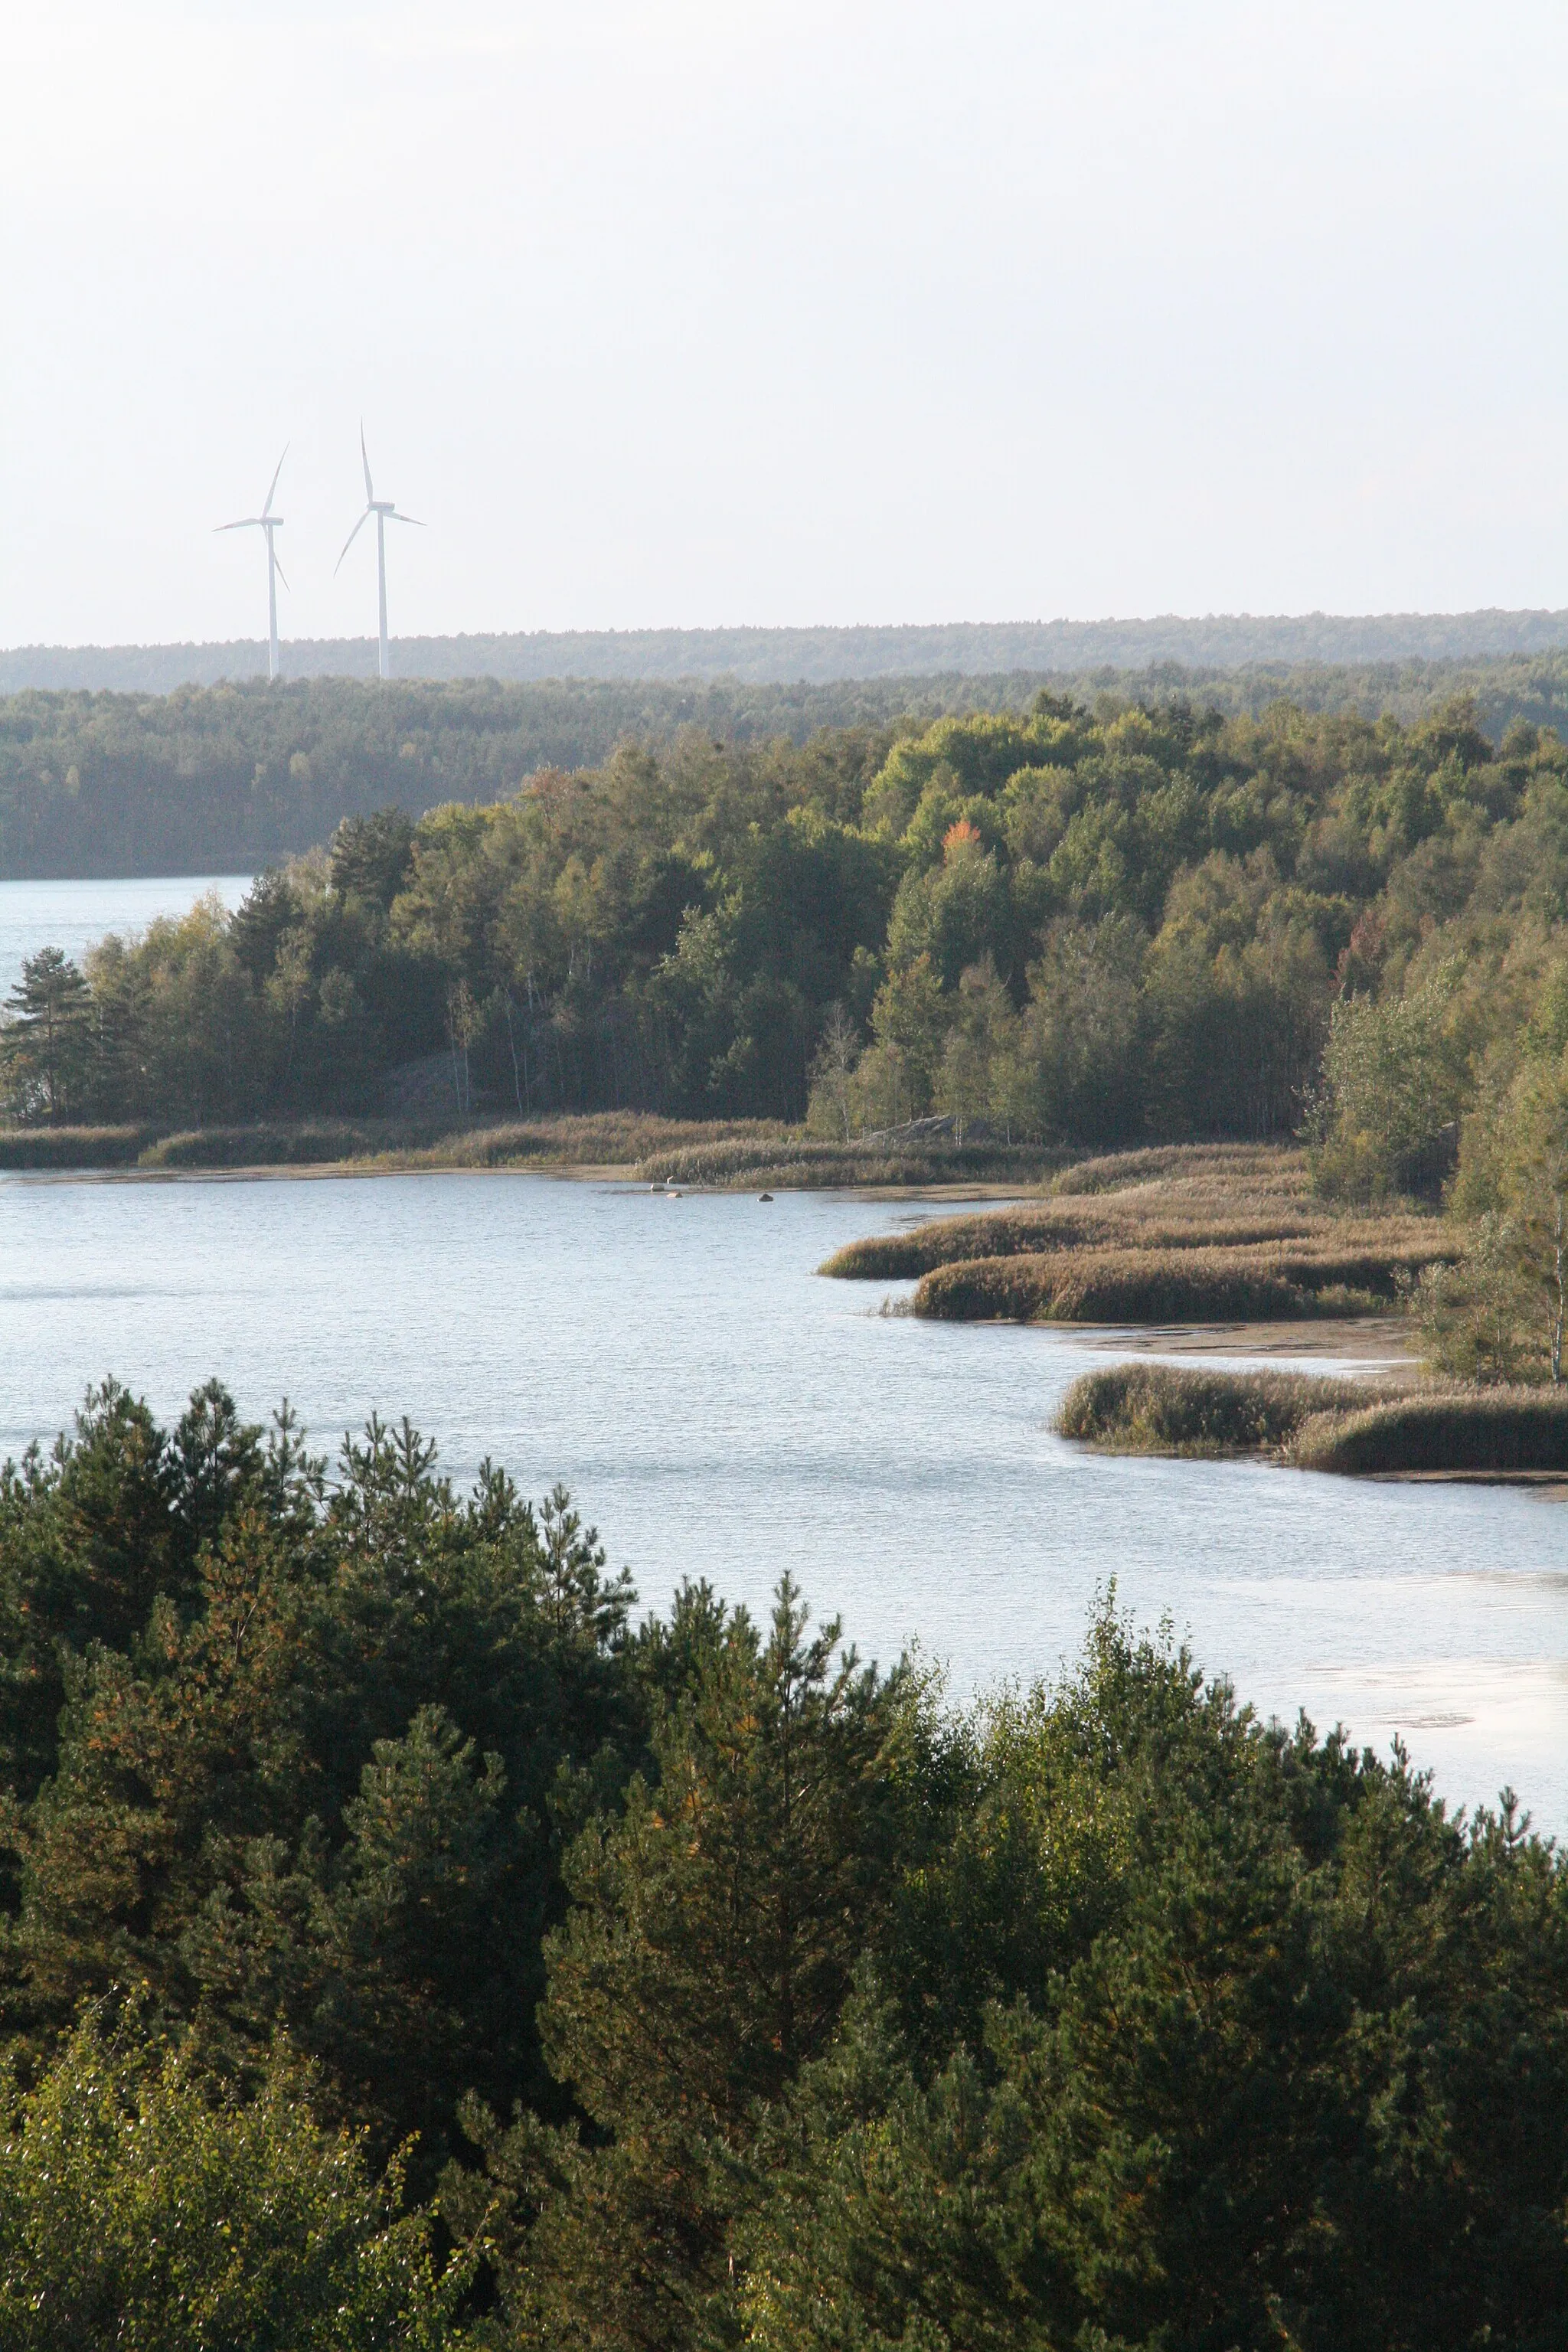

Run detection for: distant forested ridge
[[10, 656, 1568, 877], [6, 606, 1568, 691], [5, 684, 1565, 1161]]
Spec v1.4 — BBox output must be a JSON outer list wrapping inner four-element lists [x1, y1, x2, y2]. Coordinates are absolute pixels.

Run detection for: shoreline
[[0, 1156, 1040, 1200], [1067, 1315, 1417, 1370]]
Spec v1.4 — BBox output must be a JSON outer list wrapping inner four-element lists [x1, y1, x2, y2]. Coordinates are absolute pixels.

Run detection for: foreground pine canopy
[[0, 1379, 1565, 2350]]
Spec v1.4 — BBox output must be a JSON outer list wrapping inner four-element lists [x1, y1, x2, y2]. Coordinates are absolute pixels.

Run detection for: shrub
[[0, 2012, 468, 2350]]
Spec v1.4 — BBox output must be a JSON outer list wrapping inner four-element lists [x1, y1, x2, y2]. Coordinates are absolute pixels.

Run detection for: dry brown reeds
[[1057, 1363, 1381, 1455], [633, 1135, 1061, 1189], [0, 1125, 152, 1169], [1056, 1363, 1568, 1475], [906, 1236, 1457, 1324], [823, 1139, 1453, 1323], [819, 1202, 1442, 1282], [1289, 1387, 1568, 1474]]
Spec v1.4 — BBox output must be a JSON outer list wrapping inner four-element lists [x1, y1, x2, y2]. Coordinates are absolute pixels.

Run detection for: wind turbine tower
[[215, 449, 289, 681], [336, 426, 424, 680]]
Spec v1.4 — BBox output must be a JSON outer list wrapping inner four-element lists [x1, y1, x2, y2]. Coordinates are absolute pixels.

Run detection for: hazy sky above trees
[[4, 0, 1566, 645]]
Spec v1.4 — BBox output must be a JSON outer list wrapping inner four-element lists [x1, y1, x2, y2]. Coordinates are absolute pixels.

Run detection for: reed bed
[[1057, 1363, 1379, 1455], [136, 1112, 787, 1173], [912, 1236, 1458, 1324], [1290, 1388, 1568, 1474], [392, 1113, 787, 1170], [818, 1204, 1442, 1281], [634, 1135, 1060, 1189], [0, 1125, 152, 1169], [141, 1122, 391, 1168], [1057, 1364, 1568, 1475], [1045, 1142, 1313, 1201]]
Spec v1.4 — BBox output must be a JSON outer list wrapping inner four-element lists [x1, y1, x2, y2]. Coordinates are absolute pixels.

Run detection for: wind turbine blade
[[360, 423, 374, 504], [335, 507, 372, 573], [272, 550, 291, 593], [388, 509, 426, 528], [215, 517, 261, 531], [262, 443, 288, 518]]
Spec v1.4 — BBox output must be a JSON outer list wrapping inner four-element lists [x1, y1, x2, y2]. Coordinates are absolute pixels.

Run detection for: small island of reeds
[[1056, 1361, 1568, 1477]]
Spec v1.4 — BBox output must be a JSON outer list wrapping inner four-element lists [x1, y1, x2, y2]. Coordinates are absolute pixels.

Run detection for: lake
[[0, 874, 253, 998], [3, 1166, 1566, 1836]]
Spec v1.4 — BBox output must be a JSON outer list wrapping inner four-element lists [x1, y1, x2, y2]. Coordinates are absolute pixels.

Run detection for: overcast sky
[[3, 0, 1566, 646]]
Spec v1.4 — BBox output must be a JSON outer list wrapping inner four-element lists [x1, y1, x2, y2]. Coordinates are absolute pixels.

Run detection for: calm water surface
[[0, 874, 253, 997], [3, 1170, 1566, 1833]]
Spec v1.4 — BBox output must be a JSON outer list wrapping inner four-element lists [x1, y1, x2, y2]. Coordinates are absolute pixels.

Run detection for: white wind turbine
[[214, 448, 289, 681], [336, 426, 424, 680]]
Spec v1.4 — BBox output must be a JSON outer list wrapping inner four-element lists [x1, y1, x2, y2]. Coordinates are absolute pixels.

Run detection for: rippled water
[[2, 1168, 1566, 1834], [0, 874, 253, 998]]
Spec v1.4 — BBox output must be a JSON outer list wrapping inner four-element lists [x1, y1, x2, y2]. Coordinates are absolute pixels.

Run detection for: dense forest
[[7, 684, 1568, 1188], [8, 607, 1568, 693], [9, 657, 1568, 874], [0, 1378, 1564, 2348]]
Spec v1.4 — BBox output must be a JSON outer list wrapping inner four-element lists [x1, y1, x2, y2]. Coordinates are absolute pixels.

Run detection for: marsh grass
[[132, 1113, 787, 1173], [635, 1136, 1064, 1188], [1057, 1364, 1379, 1455], [1289, 1387, 1568, 1474], [819, 1204, 1441, 1282], [0, 1125, 152, 1169], [912, 1238, 1457, 1325], [1057, 1363, 1568, 1475]]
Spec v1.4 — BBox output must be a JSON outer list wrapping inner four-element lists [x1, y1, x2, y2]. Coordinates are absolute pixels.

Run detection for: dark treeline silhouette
[[6, 685, 1568, 1152], [0, 1377, 1564, 2347]]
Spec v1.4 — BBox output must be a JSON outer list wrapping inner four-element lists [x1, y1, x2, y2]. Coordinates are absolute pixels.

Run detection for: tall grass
[[635, 1136, 1061, 1189], [1057, 1364, 1568, 1475], [1057, 1364, 1378, 1455], [1044, 1142, 1311, 1199], [1290, 1389, 1568, 1473], [913, 1239, 1455, 1324], [135, 1113, 787, 1174], [819, 1204, 1441, 1282], [0, 1125, 152, 1170]]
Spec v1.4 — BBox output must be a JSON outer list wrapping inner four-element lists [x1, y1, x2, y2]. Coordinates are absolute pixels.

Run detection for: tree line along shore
[[3, 679, 1565, 1170], [5, 670, 1568, 1452], [0, 1377, 1566, 2347]]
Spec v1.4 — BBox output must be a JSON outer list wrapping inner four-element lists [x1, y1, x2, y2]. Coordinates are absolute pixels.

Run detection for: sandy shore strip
[[1066, 1315, 1417, 1371]]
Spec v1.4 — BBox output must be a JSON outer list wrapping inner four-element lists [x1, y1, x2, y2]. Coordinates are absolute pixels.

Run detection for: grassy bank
[[825, 1142, 1455, 1325], [912, 1239, 1455, 1325], [1057, 1362, 1568, 1475], [0, 1112, 1067, 1189], [1291, 1388, 1568, 1474], [0, 1125, 155, 1169], [1057, 1364, 1379, 1455]]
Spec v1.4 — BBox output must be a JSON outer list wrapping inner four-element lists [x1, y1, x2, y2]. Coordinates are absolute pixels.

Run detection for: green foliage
[[455, 1577, 937, 2351], [741, 1615, 1568, 2352], [11, 681, 1568, 1146], [2, 1381, 1568, 2344], [1311, 966, 1467, 1197], [0, 2008, 468, 2350], [0, 1383, 643, 2184]]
